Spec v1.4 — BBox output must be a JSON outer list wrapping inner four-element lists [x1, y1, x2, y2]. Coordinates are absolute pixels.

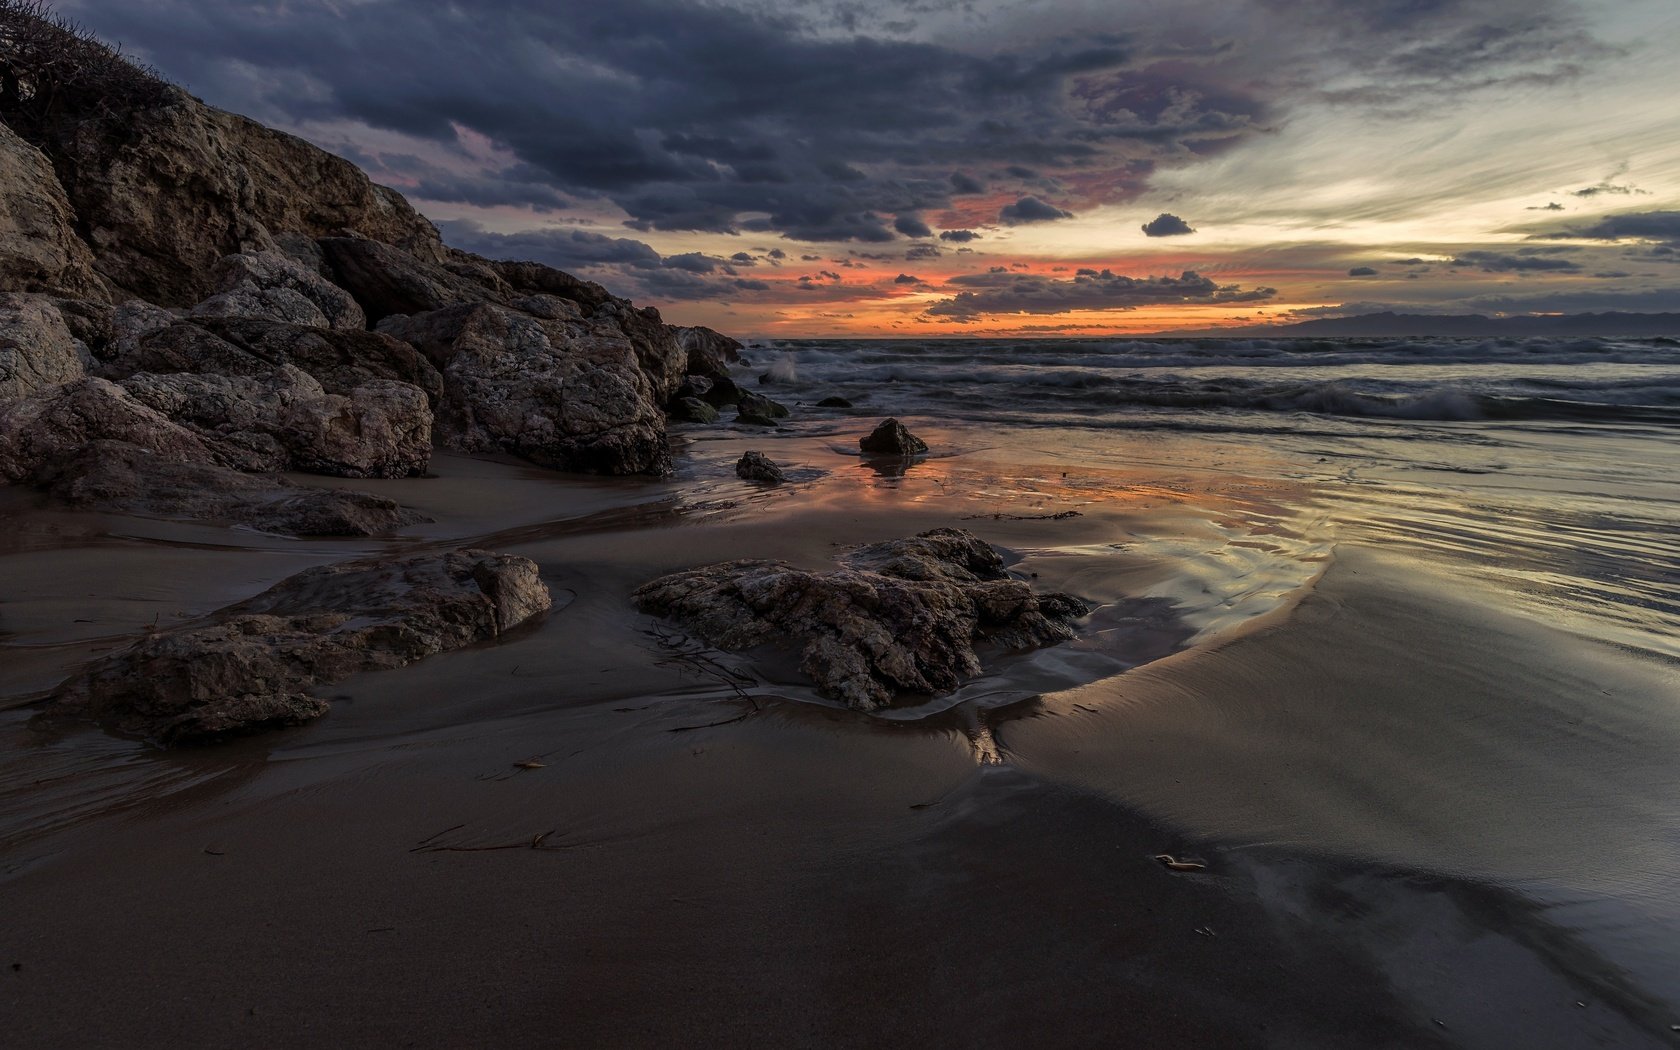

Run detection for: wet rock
[[0, 122, 106, 299], [634, 528, 1088, 710], [0, 294, 84, 401], [189, 251, 367, 331], [379, 302, 668, 475], [860, 417, 928, 456], [670, 397, 719, 424], [817, 396, 853, 408], [45, 439, 425, 535], [42, 549, 551, 744], [119, 368, 432, 478], [674, 374, 714, 401], [736, 390, 790, 421], [702, 375, 744, 408], [674, 325, 743, 380], [735, 451, 786, 484]]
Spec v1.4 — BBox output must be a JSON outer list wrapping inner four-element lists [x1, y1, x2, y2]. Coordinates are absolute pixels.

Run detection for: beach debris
[[38, 550, 552, 745], [513, 760, 546, 770], [736, 450, 787, 484], [1155, 854, 1208, 872], [634, 528, 1088, 711], [859, 417, 928, 456]]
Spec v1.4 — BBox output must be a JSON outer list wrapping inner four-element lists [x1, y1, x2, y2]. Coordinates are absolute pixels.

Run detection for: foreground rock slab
[[735, 450, 786, 484], [42, 550, 552, 745], [634, 528, 1087, 710]]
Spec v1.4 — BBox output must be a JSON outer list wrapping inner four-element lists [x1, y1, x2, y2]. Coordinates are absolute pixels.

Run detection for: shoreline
[[5, 429, 1676, 1048]]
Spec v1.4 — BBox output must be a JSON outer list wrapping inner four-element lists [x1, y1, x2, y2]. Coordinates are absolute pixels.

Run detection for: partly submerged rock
[[634, 528, 1088, 710], [737, 390, 790, 421], [0, 293, 85, 401], [735, 450, 786, 484], [816, 396, 854, 408], [860, 417, 927, 456], [670, 396, 720, 424], [42, 549, 551, 744]]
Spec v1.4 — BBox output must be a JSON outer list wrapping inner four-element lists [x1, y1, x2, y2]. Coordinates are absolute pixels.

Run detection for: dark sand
[[3, 433, 1676, 1048]]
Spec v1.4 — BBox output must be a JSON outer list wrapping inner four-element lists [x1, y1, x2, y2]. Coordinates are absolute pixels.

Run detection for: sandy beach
[[6, 415, 1677, 1049]]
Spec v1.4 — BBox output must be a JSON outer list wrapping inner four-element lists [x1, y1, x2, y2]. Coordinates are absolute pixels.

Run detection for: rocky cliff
[[0, 5, 747, 530]]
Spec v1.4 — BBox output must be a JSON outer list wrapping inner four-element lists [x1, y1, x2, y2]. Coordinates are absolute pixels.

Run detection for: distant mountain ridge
[[1159, 312, 1680, 339]]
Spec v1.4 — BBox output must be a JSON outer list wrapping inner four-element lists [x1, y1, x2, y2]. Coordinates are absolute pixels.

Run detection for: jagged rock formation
[[634, 528, 1089, 710], [0, 5, 752, 525], [40, 550, 551, 744]]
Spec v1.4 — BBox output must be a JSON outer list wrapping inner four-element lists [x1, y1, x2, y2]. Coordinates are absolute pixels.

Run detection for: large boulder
[[7, 85, 445, 305], [0, 293, 84, 401], [41, 549, 552, 744], [0, 122, 106, 299], [119, 367, 432, 479], [46, 439, 424, 536], [380, 302, 668, 474], [0, 376, 228, 482], [634, 528, 1089, 710], [189, 250, 367, 331], [95, 316, 444, 405]]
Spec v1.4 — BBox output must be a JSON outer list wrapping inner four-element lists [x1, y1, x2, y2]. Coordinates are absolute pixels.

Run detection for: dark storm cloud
[[1348, 266, 1379, 276], [926, 269, 1274, 319], [999, 196, 1074, 224], [894, 214, 934, 238], [894, 274, 925, 284], [1551, 211, 1680, 246], [1450, 250, 1580, 272], [1570, 181, 1648, 198], [1141, 213, 1195, 237], [64, 0, 1250, 246], [435, 220, 665, 270], [939, 229, 981, 242]]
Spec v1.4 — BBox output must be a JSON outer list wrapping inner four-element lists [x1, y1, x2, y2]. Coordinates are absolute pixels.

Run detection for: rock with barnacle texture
[[41, 549, 552, 744], [735, 450, 786, 484], [189, 250, 367, 331], [0, 122, 107, 299], [633, 528, 1088, 710], [860, 417, 927, 456]]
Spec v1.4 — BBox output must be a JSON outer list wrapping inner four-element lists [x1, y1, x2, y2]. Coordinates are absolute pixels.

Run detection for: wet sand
[[3, 427, 1677, 1048]]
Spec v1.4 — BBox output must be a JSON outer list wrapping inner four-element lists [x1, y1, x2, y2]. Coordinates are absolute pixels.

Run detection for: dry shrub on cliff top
[[0, 0, 169, 132]]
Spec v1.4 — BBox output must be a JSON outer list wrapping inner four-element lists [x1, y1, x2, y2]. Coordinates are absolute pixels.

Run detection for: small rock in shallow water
[[669, 396, 719, 424], [816, 396, 853, 408], [859, 417, 927, 455], [735, 450, 786, 484]]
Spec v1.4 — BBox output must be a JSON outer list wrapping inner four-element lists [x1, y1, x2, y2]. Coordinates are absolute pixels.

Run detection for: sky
[[62, 0, 1680, 337]]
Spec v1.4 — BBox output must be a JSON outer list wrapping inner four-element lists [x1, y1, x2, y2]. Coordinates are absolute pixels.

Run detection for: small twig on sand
[[409, 824, 466, 850], [668, 711, 752, 733]]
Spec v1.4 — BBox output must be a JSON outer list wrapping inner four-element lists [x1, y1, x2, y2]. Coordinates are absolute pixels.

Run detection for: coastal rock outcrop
[[189, 250, 367, 331], [0, 122, 106, 298], [674, 325, 743, 380], [42, 549, 551, 744], [380, 302, 667, 474], [634, 528, 1088, 710], [118, 367, 432, 478], [0, 376, 228, 481], [0, 293, 85, 401]]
